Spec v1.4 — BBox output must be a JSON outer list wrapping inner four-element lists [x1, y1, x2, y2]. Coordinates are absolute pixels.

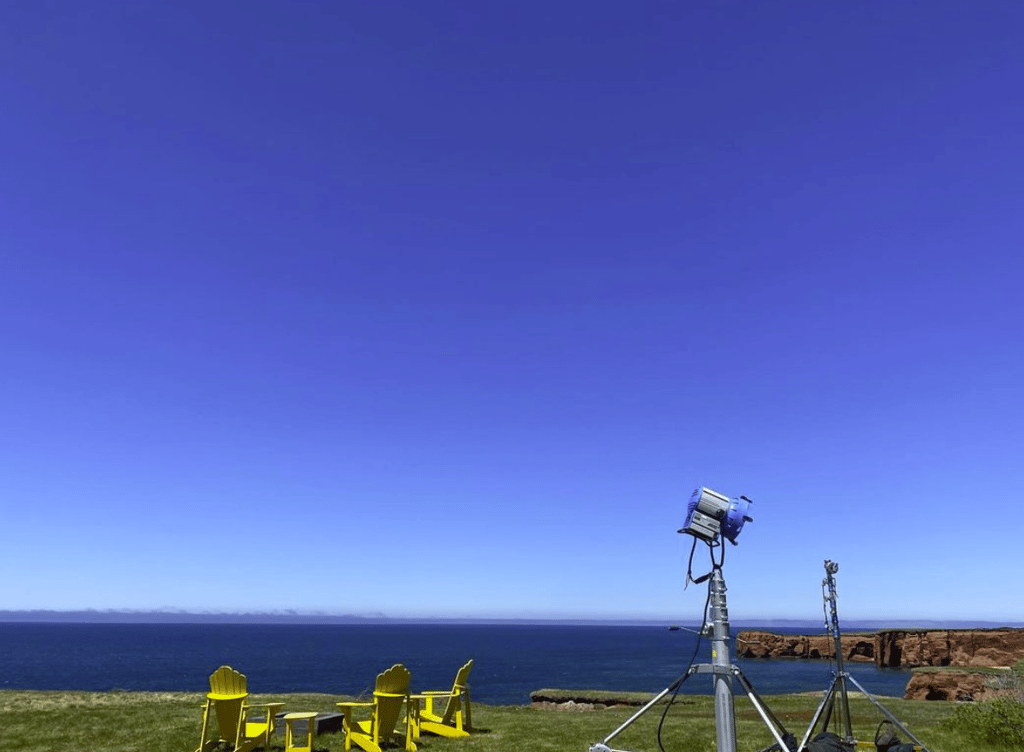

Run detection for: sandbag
[[805, 731, 855, 752], [874, 720, 917, 752]]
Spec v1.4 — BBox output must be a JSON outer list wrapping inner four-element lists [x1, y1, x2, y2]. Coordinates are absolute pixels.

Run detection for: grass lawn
[[0, 688, 1008, 752]]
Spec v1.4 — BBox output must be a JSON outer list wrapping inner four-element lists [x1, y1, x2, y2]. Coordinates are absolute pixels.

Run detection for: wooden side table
[[283, 711, 318, 752]]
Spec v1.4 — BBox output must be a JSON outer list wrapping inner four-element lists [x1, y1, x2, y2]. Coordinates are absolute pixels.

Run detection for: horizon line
[[1, 609, 1021, 629]]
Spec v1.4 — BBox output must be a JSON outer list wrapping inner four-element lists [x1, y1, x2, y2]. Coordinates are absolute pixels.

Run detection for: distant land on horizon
[[1, 610, 1021, 630]]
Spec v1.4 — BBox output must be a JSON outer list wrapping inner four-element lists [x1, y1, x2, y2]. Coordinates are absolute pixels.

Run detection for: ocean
[[0, 623, 912, 705]]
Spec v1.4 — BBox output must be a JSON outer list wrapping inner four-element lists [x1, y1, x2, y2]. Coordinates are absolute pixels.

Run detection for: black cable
[[657, 542, 715, 752], [823, 580, 835, 678], [687, 536, 725, 587], [685, 536, 698, 588], [713, 535, 726, 570]]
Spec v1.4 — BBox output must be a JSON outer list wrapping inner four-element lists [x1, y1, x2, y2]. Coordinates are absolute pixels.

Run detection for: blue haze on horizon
[[2, 2, 1022, 624]]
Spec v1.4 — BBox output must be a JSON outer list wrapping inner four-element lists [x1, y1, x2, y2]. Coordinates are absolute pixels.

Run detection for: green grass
[[0, 688, 1010, 752], [531, 689, 660, 705]]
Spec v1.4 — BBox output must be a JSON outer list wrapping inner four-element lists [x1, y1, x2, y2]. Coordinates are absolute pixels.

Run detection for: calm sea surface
[[0, 623, 912, 705]]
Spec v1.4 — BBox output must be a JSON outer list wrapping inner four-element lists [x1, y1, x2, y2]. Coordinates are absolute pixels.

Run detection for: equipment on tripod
[[590, 487, 792, 752], [800, 560, 931, 752], [680, 487, 753, 545]]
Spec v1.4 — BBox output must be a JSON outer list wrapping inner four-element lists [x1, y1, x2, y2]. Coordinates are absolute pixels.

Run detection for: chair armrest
[[249, 701, 285, 717], [336, 701, 374, 709]]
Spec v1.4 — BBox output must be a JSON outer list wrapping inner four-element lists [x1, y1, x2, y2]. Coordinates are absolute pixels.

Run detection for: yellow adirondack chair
[[196, 665, 284, 752], [337, 664, 417, 752], [412, 659, 473, 739]]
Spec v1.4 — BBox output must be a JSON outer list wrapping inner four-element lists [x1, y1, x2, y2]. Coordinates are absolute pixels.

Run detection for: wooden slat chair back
[[209, 665, 248, 697], [337, 664, 416, 752], [196, 665, 284, 752], [413, 659, 473, 739]]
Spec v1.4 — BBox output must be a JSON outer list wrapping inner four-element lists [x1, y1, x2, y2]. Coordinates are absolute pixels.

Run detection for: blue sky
[[2, 2, 1022, 624]]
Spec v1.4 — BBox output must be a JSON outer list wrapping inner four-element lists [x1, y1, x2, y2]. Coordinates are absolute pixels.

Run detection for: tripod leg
[[800, 677, 837, 751], [820, 695, 835, 735], [733, 670, 792, 752], [836, 673, 853, 741], [590, 676, 686, 750], [844, 676, 932, 752]]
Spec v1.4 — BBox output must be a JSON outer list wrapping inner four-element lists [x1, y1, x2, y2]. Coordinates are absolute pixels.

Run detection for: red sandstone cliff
[[736, 631, 875, 662], [903, 669, 1017, 701], [875, 628, 1024, 668], [736, 628, 1024, 669]]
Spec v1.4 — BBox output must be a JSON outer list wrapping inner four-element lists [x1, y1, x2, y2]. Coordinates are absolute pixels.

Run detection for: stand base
[[801, 673, 931, 752], [589, 663, 792, 752]]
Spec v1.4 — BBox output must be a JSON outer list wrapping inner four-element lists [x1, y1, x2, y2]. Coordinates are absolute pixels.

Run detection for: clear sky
[[2, 2, 1022, 624]]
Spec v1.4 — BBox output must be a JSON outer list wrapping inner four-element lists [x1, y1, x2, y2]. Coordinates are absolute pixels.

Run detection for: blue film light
[[721, 495, 753, 544], [681, 487, 754, 545]]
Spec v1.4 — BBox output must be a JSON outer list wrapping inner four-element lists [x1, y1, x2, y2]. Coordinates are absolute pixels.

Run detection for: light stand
[[800, 560, 932, 752], [691, 568, 793, 752], [590, 487, 792, 752]]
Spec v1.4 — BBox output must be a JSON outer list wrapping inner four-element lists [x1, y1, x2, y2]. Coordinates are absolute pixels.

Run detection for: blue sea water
[[0, 623, 912, 705]]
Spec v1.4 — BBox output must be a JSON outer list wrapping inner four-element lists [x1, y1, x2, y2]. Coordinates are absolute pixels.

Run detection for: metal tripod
[[800, 560, 931, 752], [590, 567, 792, 752]]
